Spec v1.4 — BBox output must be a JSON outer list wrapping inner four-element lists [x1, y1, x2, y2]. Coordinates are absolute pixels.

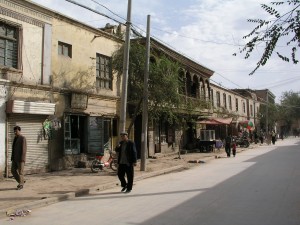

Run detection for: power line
[[63, 0, 300, 109], [89, 0, 126, 22], [65, 0, 123, 24]]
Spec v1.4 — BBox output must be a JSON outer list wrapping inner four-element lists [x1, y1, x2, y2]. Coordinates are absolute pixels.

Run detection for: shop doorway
[[64, 114, 87, 155]]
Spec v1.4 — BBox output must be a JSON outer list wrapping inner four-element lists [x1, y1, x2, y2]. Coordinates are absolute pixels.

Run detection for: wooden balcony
[[179, 95, 213, 115]]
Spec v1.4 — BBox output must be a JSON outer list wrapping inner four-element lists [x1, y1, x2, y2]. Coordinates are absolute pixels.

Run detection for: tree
[[112, 40, 184, 133], [234, 1, 300, 75], [277, 91, 300, 133], [257, 102, 279, 132]]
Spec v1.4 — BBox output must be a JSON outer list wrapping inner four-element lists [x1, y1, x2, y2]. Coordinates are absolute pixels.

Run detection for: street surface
[[1, 138, 300, 225]]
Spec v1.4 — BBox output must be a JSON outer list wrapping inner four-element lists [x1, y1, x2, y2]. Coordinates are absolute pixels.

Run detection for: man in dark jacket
[[225, 135, 232, 157], [11, 126, 27, 190], [115, 131, 137, 193]]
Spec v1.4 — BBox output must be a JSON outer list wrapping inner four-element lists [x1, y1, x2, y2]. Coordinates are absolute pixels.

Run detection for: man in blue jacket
[[115, 131, 137, 193]]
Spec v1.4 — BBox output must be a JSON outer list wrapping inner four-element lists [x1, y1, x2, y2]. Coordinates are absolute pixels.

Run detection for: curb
[[0, 165, 186, 219], [0, 153, 235, 218]]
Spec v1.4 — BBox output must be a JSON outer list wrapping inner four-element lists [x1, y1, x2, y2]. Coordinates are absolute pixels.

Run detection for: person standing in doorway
[[225, 135, 232, 157], [11, 126, 27, 190], [115, 131, 137, 193]]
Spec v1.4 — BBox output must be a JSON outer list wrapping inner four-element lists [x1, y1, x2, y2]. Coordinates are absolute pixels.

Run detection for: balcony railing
[[180, 95, 213, 114]]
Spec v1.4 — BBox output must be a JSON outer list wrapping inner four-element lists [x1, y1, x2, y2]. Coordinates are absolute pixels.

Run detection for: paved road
[[1, 139, 300, 225]]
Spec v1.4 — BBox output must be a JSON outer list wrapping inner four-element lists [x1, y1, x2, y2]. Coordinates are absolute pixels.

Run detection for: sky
[[31, 0, 300, 102]]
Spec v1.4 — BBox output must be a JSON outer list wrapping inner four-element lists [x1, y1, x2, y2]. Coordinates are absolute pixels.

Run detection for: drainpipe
[[5, 116, 9, 178]]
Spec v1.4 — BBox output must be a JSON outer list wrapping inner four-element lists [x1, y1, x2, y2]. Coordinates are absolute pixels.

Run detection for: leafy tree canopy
[[258, 101, 279, 131], [112, 40, 184, 125], [278, 91, 300, 122], [234, 1, 300, 75]]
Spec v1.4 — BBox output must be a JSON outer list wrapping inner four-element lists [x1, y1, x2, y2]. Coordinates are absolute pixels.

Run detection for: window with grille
[[96, 53, 112, 90], [0, 22, 18, 68], [235, 98, 239, 111], [58, 41, 72, 58]]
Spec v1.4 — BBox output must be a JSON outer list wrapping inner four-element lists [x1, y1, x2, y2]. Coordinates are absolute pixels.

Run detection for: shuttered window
[[0, 22, 18, 68]]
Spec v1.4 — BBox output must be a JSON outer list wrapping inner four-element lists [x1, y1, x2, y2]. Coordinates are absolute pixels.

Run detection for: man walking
[[11, 126, 27, 190], [225, 135, 232, 157], [115, 131, 137, 193]]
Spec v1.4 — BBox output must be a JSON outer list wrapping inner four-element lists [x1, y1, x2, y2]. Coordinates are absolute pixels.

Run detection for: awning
[[239, 120, 254, 130], [6, 100, 55, 115], [198, 117, 233, 125]]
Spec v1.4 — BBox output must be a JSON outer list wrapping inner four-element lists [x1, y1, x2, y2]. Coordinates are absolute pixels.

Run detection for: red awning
[[198, 117, 233, 125], [239, 120, 249, 124]]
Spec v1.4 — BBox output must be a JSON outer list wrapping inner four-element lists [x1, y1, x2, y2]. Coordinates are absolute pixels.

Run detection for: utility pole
[[141, 15, 151, 171], [266, 89, 269, 142], [119, 0, 132, 134]]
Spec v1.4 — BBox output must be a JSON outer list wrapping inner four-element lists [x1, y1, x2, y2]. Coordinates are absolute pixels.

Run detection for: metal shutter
[[7, 114, 49, 175]]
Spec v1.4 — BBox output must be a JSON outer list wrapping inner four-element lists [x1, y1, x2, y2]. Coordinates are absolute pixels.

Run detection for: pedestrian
[[215, 138, 223, 152], [225, 135, 232, 157], [115, 131, 137, 193], [271, 130, 276, 145], [11, 126, 27, 190], [232, 138, 237, 157], [259, 132, 264, 144]]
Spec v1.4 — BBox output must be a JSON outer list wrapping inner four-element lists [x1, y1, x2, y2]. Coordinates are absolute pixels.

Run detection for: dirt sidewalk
[[0, 149, 229, 218]]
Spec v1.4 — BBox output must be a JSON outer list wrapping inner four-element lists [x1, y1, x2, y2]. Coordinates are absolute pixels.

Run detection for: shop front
[[6, 100, 55, 176], [63, 114, 113, 156]]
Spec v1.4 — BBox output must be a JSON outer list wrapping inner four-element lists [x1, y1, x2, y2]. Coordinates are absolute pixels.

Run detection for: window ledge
[[0, 66, 22, 82]]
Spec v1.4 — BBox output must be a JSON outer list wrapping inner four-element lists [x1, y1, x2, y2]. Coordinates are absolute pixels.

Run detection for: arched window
[[186, 73, 192, 96], [223, 93, 227, 108], [191, 75, 199, 98], [178, 70, 186, 95], [200, 79, 205, 99]]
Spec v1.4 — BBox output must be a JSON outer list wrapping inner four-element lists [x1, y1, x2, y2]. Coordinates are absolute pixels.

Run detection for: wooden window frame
[[229, 95, 232, 110], [58, 41, 72, 58], [223, 93, 227, 109], [96, 53, 112, 90], [216, 91, 221, 107], [235, 98, 239, 112], [0, 21, 19, 69]]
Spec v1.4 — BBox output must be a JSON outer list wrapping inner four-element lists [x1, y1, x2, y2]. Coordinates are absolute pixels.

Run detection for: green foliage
[[234, 1, 300, 75], [112, 40, 185, 125], [278, 91, 300, 123], [257, 102, 279, 131]]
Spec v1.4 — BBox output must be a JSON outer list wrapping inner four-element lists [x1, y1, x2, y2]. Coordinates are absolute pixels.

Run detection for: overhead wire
[[65, 0, 300, 109], [88, 0, 300, 108]]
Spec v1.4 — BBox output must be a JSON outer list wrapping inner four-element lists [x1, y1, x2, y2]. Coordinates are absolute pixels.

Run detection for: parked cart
[[197, 130, 216, 152]]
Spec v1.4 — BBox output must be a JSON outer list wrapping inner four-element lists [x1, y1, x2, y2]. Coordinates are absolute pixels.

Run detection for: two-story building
[[0, 0, 273, 178], [123, 38, 215, 156], [0, 0, 123, 177], [199, 84, 260, 140], [0, 0, 55, 177]]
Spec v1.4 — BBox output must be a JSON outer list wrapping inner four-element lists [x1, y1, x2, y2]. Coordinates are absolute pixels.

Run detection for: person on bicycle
[[115, 131, 137, 193]]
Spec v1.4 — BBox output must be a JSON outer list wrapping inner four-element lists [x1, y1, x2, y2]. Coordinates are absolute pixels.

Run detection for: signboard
[[71, 93, 88, 109]]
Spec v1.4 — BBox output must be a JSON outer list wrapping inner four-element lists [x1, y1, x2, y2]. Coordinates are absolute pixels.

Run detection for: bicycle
[[91, 149, 118, 173]]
